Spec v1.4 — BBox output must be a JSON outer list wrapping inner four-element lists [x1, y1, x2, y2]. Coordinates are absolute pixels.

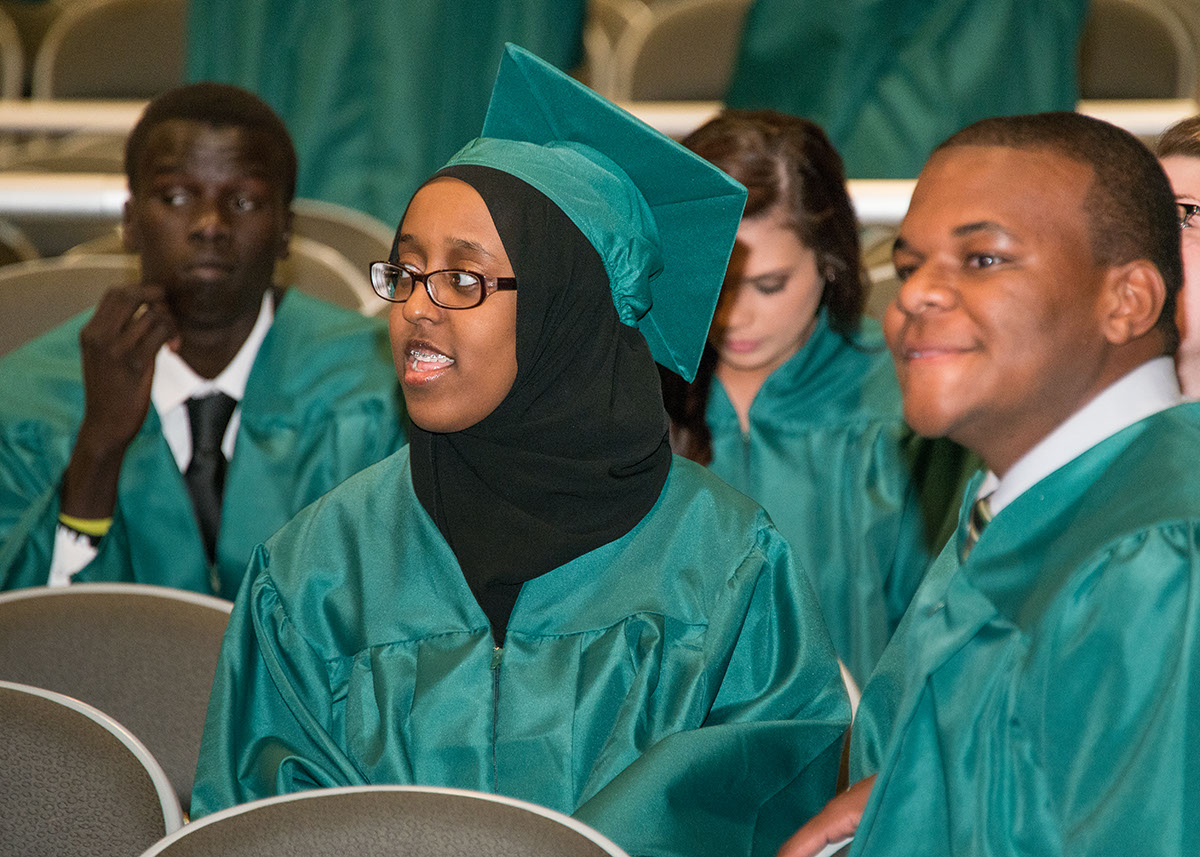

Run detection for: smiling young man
[[779, 111, 1200, 857], [0, 83, 404, 597]]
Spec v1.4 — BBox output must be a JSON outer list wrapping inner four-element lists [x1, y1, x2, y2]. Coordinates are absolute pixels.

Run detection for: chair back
[[140, 786, 630, 857], [1079, 0, 1198, 99], [1162, 0, 1200, 99], [64, 232, 379, 315], [0, 680, 183, 857], [0, 583, 232, 812], [0, 5, 23, 99], [0, 219, 40, 266], [609, 0, 752, 101], [291, 198, 396, 273], [31, 0, 185, 98], [580, 0, 653, 97], [0, 253, 135, 357], [280, 234, 379, 313]]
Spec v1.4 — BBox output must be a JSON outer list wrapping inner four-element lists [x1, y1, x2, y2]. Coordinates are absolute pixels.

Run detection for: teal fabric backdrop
[[727, 0, 1089, 179], [186, 1, 585, 226]]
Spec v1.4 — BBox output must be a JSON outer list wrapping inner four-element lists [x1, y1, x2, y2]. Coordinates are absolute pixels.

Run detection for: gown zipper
[[490, 644, 503, 791]]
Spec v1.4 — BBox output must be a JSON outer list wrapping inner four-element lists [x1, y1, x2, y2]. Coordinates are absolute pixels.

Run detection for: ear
[[1098, 260, 1166, 346], [121, 199, 140, 254], [277, 207, 293, 261]]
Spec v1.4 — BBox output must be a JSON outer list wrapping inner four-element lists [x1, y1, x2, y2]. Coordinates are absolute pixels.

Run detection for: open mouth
[[403, 342, 456, 385]]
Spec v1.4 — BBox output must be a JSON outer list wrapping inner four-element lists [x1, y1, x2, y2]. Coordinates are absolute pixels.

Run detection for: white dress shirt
[[49, 292, 275, 585], [976, 356, 1182, 515]]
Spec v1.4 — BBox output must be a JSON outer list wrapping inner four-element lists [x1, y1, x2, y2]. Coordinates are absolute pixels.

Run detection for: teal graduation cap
[[443, 44, 747, 382]]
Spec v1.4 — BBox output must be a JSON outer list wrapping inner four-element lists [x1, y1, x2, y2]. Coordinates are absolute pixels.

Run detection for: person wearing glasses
[[191, 46, 851, 857], [779, 112, 1200, 857], [660, 111, 971, 686], [0, 83, 404, 598], [1156, 116, 1200, 399]]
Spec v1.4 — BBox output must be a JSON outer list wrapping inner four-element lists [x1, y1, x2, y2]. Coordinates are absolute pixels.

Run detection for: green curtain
[[186, 1, 585, 227], [726, 0, 1089, 179]]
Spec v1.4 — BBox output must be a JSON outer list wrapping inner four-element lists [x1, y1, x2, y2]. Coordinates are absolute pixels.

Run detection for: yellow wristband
[[58, 514, 114, 538]]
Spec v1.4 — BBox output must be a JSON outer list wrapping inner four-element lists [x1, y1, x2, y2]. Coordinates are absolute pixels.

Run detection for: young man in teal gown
[[0, 84, 404, 597], [781, 111, 1200, 856]]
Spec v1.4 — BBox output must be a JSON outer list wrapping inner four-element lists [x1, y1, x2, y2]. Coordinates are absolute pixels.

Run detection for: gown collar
[[975, 357, 1181, 514], [710, 310, 889, 428]]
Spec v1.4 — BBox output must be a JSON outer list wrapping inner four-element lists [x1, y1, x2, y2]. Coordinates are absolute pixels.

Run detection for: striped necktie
[[962, 493, 994, 561]]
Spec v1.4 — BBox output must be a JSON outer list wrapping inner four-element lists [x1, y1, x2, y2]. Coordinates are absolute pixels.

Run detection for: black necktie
[[185, 393, 238, 565]]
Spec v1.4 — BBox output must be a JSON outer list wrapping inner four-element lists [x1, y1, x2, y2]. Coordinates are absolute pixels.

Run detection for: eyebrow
[[893, 220, 1017, 254], [952, 220, 1016, 239], [395, 233, 498, 260], [737, 267, 790, 284]]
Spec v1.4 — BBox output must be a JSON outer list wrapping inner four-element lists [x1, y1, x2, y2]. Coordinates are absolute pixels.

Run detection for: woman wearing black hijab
[[193, 46, 850, 857]]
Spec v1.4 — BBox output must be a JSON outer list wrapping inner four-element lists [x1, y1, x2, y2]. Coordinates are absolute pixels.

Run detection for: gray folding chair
[[140, 786, 631, 857], [0, 4, 23, 99], [609, 0, 753, 101], [0, 253, 135, 357], [1079, 0, 1198, 99], [291, 198, 396, 273], [579, 0, 653, 97], [30, 0, 185, 98], [0, 680, 183, 857], [0, 218, 40, 267], [0, 583, 233, 813]]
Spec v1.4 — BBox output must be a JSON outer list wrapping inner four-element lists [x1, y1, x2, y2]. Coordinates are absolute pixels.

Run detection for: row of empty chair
[[581, 0, 1200, 102], [0, 584, 629, 854], [0, 584, 232, 812], [3, 0, 1200, 105], [3, 676, 627, 856]]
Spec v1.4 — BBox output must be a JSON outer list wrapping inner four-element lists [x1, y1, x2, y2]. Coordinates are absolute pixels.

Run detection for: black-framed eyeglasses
[[369, 261, 517, 309], [1178, 202, 1200, 229]]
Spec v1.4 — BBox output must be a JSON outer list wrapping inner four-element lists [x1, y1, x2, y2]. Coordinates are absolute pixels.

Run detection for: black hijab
[[403, 164, 672, 642]]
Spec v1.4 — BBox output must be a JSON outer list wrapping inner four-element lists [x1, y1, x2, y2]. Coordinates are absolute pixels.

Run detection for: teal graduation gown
[[847, 402, 1200, 856], [0, 291, 405, 598], [191, 451, 851, 857], [706, 313, 969, 684]]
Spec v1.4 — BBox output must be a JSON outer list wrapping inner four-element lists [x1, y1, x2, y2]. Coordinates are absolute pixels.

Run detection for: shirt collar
[[151, 290, 275, 414], [978, 356, 1181, 514]]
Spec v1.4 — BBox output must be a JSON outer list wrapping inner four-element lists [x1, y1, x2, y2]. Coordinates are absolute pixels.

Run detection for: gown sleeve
[[0, 429, 131, 589], [190, 544, 365, 817], [572, 529, 851, 857], [1032, 522, 1200, 856], [0, 430, 62, 589]]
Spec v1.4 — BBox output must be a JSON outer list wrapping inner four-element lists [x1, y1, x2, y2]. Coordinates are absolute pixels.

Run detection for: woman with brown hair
[[661, 110, 967, 685]]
